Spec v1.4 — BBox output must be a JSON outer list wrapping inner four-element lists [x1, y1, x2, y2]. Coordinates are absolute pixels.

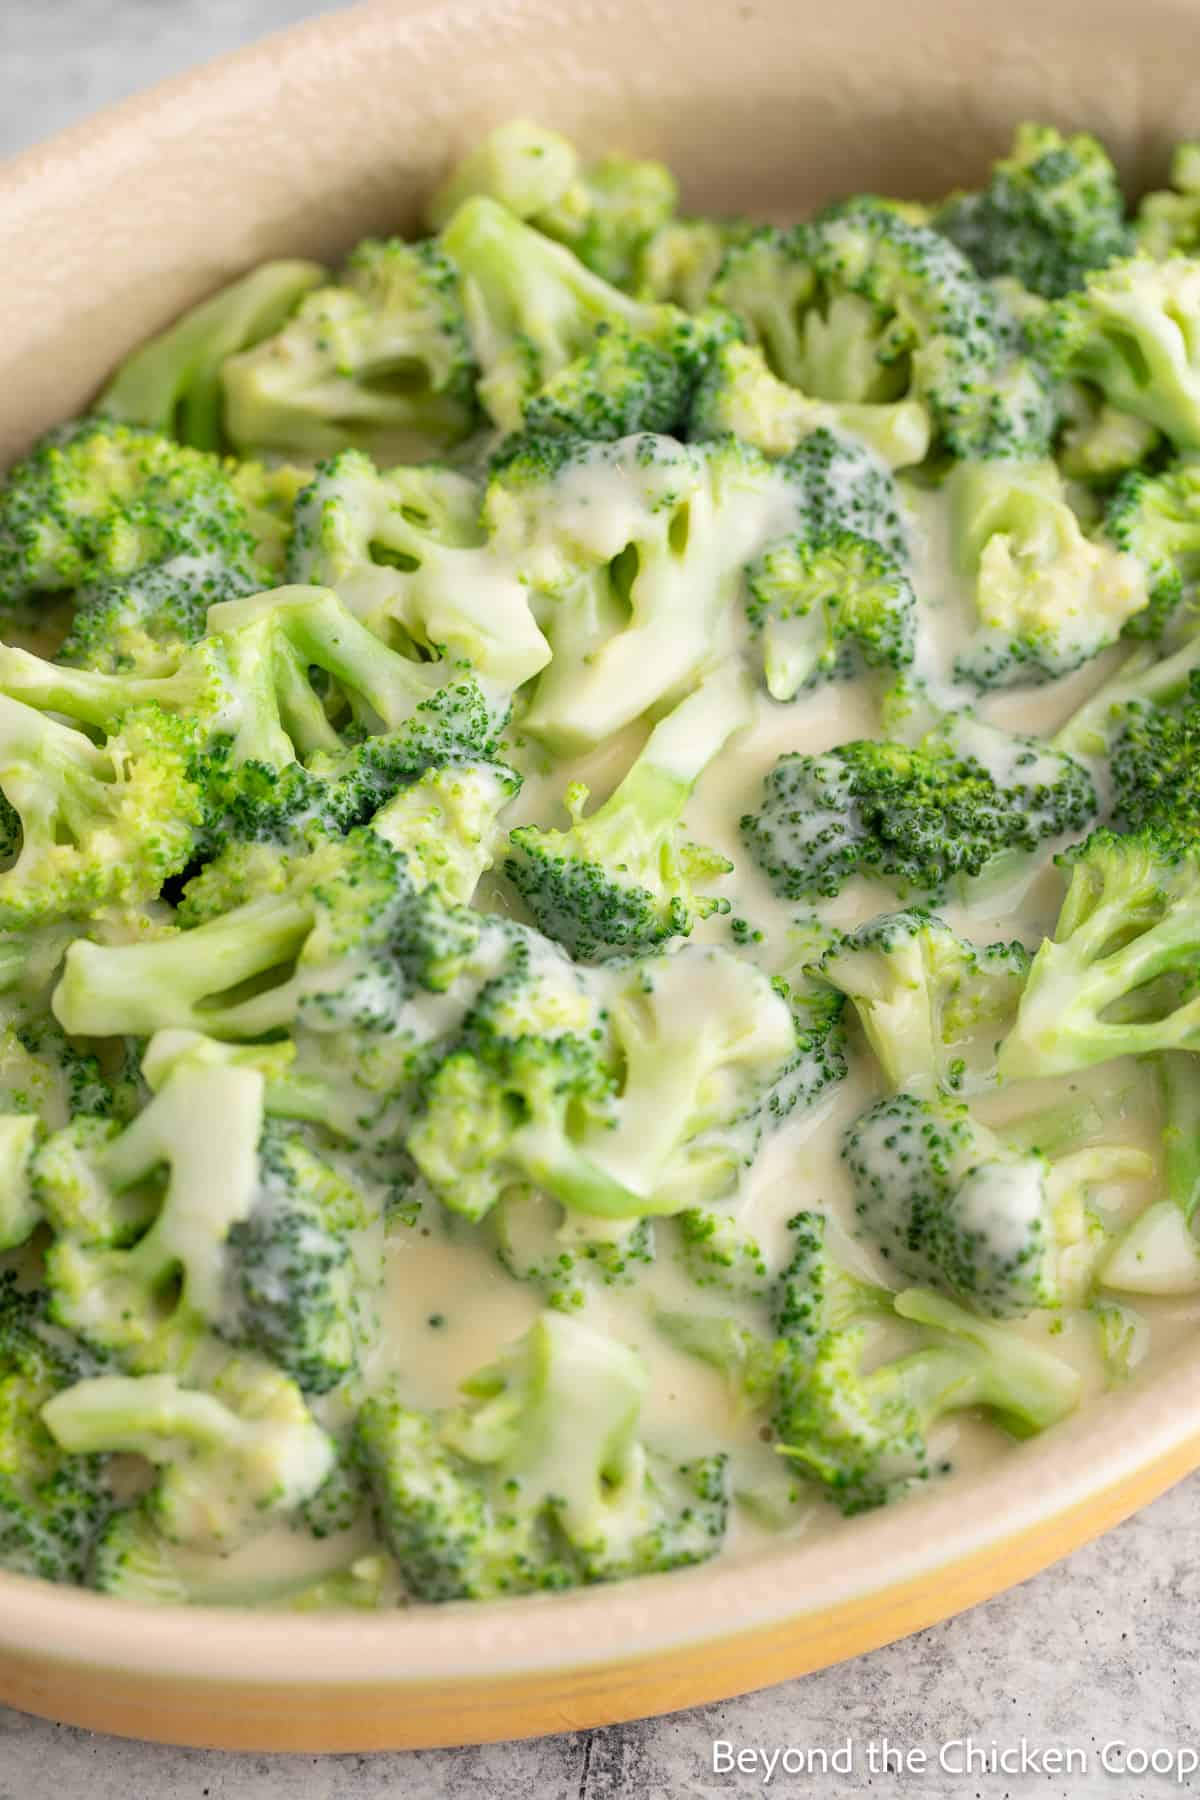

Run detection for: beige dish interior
[[0, 0, 1198, 1746]]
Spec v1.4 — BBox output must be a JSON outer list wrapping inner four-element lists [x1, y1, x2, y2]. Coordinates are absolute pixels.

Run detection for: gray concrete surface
[[1, 6, 1198, 1794]]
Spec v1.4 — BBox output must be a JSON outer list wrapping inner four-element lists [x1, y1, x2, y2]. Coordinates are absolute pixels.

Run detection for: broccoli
[[223, 1123, 383, 1395], [486, 431, 816, 749], [504, 666, 748, 959], [1102, 459, 1200, 637], [997, 830, 1200, 1078], [1052, 626, 1200, 759], [429, 120, 678, 290], [636, 216, 755, 313], [1110, 684, 1200, 847], [660, 1212, 1080, 1513], [52, 827, 480, 1042], [408, 934, 797, 1224], [947, 458, 1150, 684], [440, 197, 718, 437], [356, 1311, 727, 1600], [689, 338, 932, 470], [817, 910, 1029, 1093], [934, 123, 1131, 299], [843, 1090, 1149, 1316], [710, 204, 1054, 459], [1135, 143, 1200, 259], [35, 1061, 267, 1370], [1032, 255, 1200, 452], [1056, 382, 1160, 485], [222, 237, 479, 463], [286, 449, 551, 690], [741, 713, 1096, 900], [371, 759, 521, 902], [493, 1189, 655, 1313], [0, 1273, 115, 1583], [0, 419, 286, 674], [98, 260, 325, 450], [0, 698, 200, 927], [42, 1356, 334, 1553], [1098, 1052, 1200, 1296]]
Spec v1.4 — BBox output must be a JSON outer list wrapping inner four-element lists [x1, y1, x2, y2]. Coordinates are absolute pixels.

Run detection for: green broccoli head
[[1032, 255, 1200, 452], [637, 216, 756, 312], [357, 1311, 727, 1600], [0, 1273, 114, 1583], [934, 123, 1131, 298], [843, 1091, 1145, 1317], [222, 237, 480, 464], [371, 759, 521, 903], [998, 829, 1200, 1078], [286, 449, 551, 691], [947, 458, 1151, 686], [1103, 459, 1200, 637], [710, 205, 1054, 460], [1135, 143, 1200, 259], [817, 909, 1029, 1093], [42, 1356, 335, 1554], [1111, 686, 1200, 848], [504, 667, 747, 958], [98, 260, 325, 451], [741, 714, 1096, 900]]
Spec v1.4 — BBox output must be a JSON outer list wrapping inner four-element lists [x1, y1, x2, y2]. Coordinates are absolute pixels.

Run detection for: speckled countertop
[[0, 6, 1197, 1794]]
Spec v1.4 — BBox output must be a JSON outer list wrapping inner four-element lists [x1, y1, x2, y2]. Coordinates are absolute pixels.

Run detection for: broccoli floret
[[0, 699, 200, 926], [843, 1090, 1147, 1316], [486, 431, 815, 749], [429, 121, 678, 290], [1103, 459, 1200, 637], [934, 123, 1131, 299], [53, 827, 478, 1041], [224, 1123, 383, 1395], [42, 1356, 334, 1553], [710, 206, 1054, 459], [1032, 256, 1200, 452], [408, 935, 797, 1224], [493, 1189, 655, 1312], [1099, 1052, 1200, 1295], [98, 260, 325, 450], [636, 216, 755, 312], [660, 1212, 1080, 1513], [946, 458, 1149, 685], [745, 528, 914, 700], [505, 667, 747, 959], [0, 419, 283, 674], [356, 1311, 727, 1600], [286, 449, 551, 690], [0, 1273, 114, 1583], [371, 759, 520, 902], [998, 829, 1200, 1077], [817, 910, 1029, 1093], [1056, 382, 1160, 485], [742, 713, 1096, 900], [36, 1061, 267, 1370], [1135, 143, 1200, 259], [689, 338, 932, 470], [1053, 627, 1200, 759], [222, 237, 479, 463], [1110, 684, 1200, 848], [440, 197, 716, 436]]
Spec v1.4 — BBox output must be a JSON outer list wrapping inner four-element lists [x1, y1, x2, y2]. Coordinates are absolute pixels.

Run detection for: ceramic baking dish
[[0, 0, 1198, 1749]]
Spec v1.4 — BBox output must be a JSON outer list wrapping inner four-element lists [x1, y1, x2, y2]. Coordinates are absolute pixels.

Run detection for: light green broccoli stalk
[[504, 667, 748, 959], [372, 760, 521, 903], [356, 1311, 727, 1600], [42, 1357, 335, 1554], [221, 238, 480, 464], [947, 459, 1150, 686], [1100, 1053, 1200, 1296], [98, 261, 325, 450], [843, 1089, 1150, 1317], [1102, 458, 1200, 637]]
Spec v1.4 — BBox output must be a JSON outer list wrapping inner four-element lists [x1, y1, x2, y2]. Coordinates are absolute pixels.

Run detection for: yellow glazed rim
[[1, 0, 1199, 1751]]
